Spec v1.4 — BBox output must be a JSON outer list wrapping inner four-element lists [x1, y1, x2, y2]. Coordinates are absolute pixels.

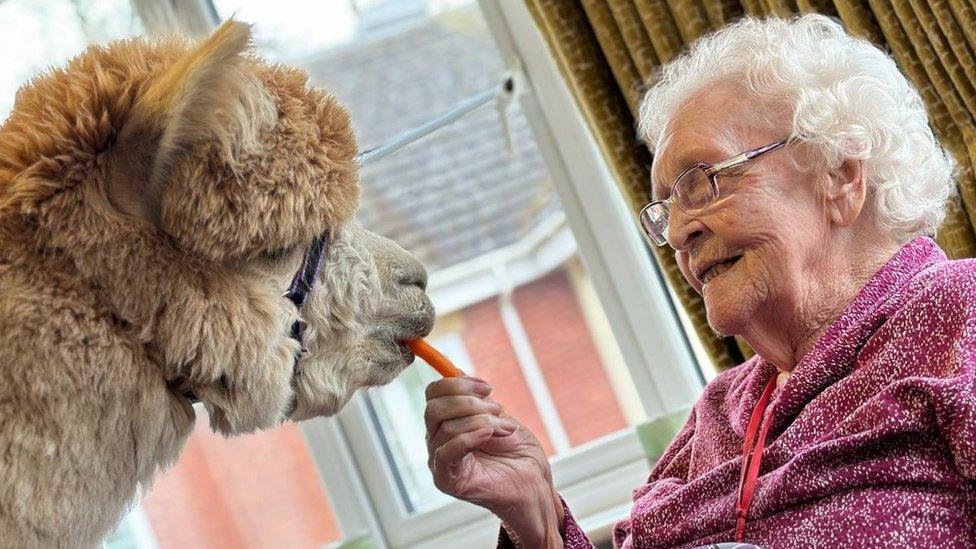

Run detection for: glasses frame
[[639, 138, 791, 247]]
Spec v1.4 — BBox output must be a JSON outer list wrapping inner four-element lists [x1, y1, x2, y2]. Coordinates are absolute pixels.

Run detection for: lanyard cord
[[735, 374, 778, 542]]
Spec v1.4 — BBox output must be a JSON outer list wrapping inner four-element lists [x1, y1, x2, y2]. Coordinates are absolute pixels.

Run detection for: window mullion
[[300, 416, 389, 548], [479, 0, 703, 418], [493, 265, 572, 455]]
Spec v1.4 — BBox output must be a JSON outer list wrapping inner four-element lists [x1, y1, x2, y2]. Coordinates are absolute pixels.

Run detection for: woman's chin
[[702, 283, 751, 336]]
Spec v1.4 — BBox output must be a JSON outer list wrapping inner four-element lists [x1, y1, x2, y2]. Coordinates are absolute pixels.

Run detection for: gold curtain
[[526, 0, 976, 371]]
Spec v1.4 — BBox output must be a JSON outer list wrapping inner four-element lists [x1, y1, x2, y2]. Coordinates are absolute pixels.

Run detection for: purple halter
[[170, 234, 331, 405], [283, 234, 331, 353]]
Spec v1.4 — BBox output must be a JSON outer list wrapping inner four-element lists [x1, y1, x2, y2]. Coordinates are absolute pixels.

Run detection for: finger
[[424, 395, 502, 436], [425, 376, 492, 401], [431, 427, 494, 480], [429, 413, 518, 451], [481, 395, 515, 419]]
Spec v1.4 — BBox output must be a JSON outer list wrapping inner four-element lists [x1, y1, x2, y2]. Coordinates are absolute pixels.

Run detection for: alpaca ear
[[107, 20, 254, 225]]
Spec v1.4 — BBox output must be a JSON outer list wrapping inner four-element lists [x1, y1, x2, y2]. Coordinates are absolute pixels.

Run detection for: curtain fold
[[526, 0, 976, 371]]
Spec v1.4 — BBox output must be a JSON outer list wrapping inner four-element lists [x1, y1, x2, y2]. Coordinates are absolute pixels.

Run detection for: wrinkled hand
[[425, 376, 563, 547]]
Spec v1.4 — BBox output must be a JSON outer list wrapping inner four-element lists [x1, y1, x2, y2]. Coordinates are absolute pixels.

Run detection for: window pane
[[213, 0, 649, 515], [367, 347, 450, 512], [142, 410, 344, 547], [104, 507, 158, 549], [0, 0, 143, 121]]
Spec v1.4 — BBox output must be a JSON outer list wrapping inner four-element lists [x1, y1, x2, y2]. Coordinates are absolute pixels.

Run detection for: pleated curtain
[[526, 0, 976, 370]]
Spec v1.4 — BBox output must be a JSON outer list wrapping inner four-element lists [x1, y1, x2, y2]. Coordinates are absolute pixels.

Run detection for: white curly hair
[[637, 14, 956, 238]]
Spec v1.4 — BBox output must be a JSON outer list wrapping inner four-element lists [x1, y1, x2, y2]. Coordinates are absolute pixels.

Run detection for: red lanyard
[[734, 374, 778, 542]]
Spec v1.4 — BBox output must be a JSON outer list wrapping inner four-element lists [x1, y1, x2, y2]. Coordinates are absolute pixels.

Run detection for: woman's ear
[[824, 157, 866, 227], [105, 20, 259, 226]]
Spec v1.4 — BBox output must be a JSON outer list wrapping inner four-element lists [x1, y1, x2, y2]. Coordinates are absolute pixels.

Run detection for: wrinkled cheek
[[675, 252, 700, 293], [706, 287, 753, 335], [741, 250, 777, 304], [705, 263, 762, 335]]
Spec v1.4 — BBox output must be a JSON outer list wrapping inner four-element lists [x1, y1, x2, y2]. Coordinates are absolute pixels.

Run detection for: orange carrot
[[407, 339, 464, 377]]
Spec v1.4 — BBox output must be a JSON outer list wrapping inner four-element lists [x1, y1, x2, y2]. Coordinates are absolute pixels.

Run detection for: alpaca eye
[[263, 246, 296, 261]]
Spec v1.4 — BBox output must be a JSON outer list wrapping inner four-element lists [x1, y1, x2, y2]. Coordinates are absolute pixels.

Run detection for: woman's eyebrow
[[651, 149, 710, 197], [649, 160, 674, 201], [673, 141, 740, 173], [649, 177, 665, 201]]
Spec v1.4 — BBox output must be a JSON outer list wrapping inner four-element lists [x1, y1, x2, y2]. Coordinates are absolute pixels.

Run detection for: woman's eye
[[716, 169, 748, 185], [720, 168, 747, 178]]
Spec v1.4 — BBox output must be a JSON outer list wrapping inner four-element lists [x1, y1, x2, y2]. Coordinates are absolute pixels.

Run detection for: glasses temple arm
[[744, 138, 790, 160]]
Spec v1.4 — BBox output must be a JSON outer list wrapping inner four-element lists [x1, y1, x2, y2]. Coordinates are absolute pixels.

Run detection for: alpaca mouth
[[396, 341, 416, 363], [369, 339, 418, 374]]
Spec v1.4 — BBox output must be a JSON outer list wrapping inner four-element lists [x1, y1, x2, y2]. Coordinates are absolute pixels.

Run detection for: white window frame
[[138, 1, 706, 546], [103, 505, 159, 549], [304, 1, 705, 547], [480, 1, 703, 414]]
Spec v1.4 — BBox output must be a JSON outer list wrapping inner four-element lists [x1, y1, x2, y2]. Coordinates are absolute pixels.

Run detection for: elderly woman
[[423, 14, 976, 548]]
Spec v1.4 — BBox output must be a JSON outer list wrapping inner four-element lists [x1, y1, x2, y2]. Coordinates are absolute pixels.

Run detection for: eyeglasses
[[639, 138, 790, 247]]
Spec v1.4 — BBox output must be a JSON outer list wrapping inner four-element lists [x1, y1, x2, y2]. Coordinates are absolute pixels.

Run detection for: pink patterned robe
[[500, 237, 976, 547]]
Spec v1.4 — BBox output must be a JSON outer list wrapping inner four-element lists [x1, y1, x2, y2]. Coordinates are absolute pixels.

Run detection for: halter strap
[[284, 234, 330, 348], [169, 234, 331, 405]]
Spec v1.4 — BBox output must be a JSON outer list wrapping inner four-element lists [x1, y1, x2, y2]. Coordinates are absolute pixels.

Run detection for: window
[[0, 0, 143, 120], [140, 408, 344, 547], [103, 507, 157, 549], [368, 330, 473, 513], [204, 1, 703, 546], [6, 1, 704, 547]]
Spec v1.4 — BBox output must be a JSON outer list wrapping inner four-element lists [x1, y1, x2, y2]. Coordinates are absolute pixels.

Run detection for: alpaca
[[0, 21, 434, 547]]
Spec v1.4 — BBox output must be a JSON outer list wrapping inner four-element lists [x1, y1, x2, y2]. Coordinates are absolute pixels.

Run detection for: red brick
[[514, 270, 627, 447], [142, 419, 341, 549]]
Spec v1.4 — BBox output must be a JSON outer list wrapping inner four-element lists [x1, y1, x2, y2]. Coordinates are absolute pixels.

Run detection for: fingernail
[[474, 382, 493, 396], [465, 376, 487, 383]]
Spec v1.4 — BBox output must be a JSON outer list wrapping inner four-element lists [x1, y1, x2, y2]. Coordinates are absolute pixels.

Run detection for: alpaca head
[[105, 20, 438, 430], [0, 20, 434, 434], [286, 222, 434, 420]]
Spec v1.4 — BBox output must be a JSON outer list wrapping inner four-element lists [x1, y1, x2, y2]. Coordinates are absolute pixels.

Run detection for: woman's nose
[[666, 206, 708, 250]]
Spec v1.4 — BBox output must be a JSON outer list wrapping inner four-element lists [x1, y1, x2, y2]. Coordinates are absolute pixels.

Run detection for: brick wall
[[457, 297, 556, 454], [142, 418, 341, 549], [455, 267, 627, 454], [514, 270, 627, 446]]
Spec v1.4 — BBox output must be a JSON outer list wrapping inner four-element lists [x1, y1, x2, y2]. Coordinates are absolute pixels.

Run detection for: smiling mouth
[[700, 255, 743, 285]]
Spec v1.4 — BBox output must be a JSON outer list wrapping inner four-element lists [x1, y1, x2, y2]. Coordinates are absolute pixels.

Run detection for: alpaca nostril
[[394, 263, 428, 291]]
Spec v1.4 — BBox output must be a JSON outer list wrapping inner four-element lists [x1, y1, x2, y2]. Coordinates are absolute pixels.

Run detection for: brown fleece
[[0, 21, 360, 546]]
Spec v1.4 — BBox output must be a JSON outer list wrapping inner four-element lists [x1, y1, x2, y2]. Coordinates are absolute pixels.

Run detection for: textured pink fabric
[[499, 237, 976, 548], [497, 497, 593, 548]]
